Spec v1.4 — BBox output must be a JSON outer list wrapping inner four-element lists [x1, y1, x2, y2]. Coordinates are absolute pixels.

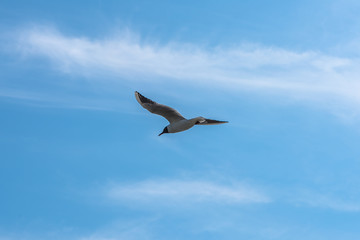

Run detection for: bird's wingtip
[[134, 91, 142, 105]]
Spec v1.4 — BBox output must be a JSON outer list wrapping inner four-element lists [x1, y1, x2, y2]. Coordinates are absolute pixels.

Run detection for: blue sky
[[1, 0, 360, 239]]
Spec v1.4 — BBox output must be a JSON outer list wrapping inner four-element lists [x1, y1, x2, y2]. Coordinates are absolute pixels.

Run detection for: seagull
[[135, 91, 228, 136]]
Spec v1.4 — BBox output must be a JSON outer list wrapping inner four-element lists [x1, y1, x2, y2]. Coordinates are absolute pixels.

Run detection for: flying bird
[[135, 91, 228, 136]]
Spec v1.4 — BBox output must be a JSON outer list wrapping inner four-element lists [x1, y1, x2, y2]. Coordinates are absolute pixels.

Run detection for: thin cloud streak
[[106, 179, 270, 205], [295, 192, 360, 212], [9, 25, 360, 117]]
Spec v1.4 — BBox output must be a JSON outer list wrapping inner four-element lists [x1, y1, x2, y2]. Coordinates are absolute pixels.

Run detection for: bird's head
[[158, 127, 169, 136]]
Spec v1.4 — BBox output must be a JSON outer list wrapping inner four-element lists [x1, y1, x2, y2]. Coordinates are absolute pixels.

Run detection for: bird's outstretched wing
[[195, 118, 228, 125], [135, 91, 186, 123]]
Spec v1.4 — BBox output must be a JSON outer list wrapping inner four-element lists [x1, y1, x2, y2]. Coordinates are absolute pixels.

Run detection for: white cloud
[[106, 179, 270, 205], [10, 25, 360, 115], [17, 27, 351, 79], [295, 191, 360, 212]]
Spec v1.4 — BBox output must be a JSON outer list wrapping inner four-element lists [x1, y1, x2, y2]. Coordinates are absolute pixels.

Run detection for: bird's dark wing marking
[[195, 118, 228, 125]]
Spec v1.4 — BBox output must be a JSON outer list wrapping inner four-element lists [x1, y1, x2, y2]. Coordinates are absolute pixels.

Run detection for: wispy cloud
[[2, 24, 360, 118], [294, 191, 360, 212], [106, 179, 270, 205], [14, 26, 360, 104], [16, 26, 352, 80]]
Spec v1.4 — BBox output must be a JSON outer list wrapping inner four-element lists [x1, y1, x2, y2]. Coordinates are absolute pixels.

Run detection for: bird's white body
[[166, 117, 202, 133]]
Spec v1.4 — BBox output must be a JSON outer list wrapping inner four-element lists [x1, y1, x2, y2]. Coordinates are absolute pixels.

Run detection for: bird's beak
[[158, 132, 164, 136]]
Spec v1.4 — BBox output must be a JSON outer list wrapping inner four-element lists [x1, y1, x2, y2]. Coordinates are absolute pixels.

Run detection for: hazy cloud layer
[[106, 178, 360, 212], [106, 179, 270, 205], [294, 191, 360, 212], [14, 26, 360, 109]]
